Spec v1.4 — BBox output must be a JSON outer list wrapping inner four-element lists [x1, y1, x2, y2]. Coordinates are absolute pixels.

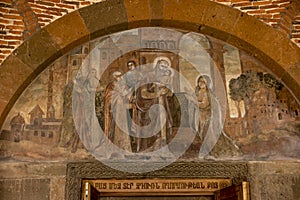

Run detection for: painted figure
[[195, 75, 211, 141], [85, 68, 102, 149], [104, 71, 122, 140], [123, 60, 141, 150], [72, 74, 89, 151], [104, 71, 132, 152], [124, 61, 141, 91], [134, 57, 174, 152]]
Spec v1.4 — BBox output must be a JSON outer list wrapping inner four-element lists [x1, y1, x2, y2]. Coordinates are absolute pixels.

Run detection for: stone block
[[0, 178, 50, 200], [0, 55, 32, 102], [0, 55, 33, 127], [248, 162, 300, 200], [200, 3, 240, 36], [248, 161, 300, 175], [149, 0, 164, 26], [259, 175, 298, 199], [281, 70, 300, 102], [0, 162, 67, 179], [162, 0, 206, 32], [0, 100, 7, 119], [45, 11, 90, 54], [233, 12, 300, 74], [50, 177, 66, 200], [163, 0, 205, 24], [79, 0, 128, 40], [286, 60, 300, 86], [13, 29, 62, 72], [124, 0, 150, 28]]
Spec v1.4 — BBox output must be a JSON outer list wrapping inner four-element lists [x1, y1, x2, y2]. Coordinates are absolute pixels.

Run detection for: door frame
[[65, 161, 249, 200], [214, 182, 250, 200]]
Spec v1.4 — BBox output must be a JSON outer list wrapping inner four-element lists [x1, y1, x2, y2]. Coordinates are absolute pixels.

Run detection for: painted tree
[[229, 71, 261, 118], [229, 70, 283, 118], [229, 74, 247, 118], [95, 90, 104, 129]]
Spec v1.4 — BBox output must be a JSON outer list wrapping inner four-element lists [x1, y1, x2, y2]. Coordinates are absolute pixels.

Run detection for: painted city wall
[[1, 27, 300, 165]]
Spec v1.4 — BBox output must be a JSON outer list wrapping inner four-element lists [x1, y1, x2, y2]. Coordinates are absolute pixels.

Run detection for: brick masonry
[[0, 0, 300, 64], [0, 0, 101, 64]]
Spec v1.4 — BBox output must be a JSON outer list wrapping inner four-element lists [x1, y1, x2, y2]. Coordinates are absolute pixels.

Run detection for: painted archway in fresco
[[1, 27, 300, 165]]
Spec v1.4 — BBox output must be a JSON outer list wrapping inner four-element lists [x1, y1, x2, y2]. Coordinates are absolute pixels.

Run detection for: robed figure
[[133, 57, 174, 152], [104, 71, 132, 152]]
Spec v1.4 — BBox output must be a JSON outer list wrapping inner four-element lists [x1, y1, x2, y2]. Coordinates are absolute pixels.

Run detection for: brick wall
[[212, 0, 300, 43], [0, 0, 300, 65], [0, 0, 102, 64]]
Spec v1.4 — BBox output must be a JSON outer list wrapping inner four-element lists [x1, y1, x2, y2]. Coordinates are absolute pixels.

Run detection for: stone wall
[[0, 162, 66, 200], [2, 161, 299, 200], [249, 161, 300, 200], [1, 0, 300, 64]]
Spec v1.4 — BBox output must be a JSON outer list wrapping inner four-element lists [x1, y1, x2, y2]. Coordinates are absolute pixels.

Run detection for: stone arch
[[1, 0, 300, 128]]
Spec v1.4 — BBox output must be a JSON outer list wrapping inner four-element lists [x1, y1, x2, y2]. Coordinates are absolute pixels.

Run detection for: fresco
[[1, 27, 300, 164]]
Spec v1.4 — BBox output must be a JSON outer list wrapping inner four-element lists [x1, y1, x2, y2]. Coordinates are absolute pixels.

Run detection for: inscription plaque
[[82, 178, 231, 199]]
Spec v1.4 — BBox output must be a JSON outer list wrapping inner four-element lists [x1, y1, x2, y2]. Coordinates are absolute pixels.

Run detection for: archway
[[0, 0, 300, 129]]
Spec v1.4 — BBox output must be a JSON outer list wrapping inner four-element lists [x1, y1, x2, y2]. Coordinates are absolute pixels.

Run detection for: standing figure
[[86, 68, 99, 93], [104, 71, 122, 141], [85, 68, 101, 149], [195, 75, 211, 141], [104, 71, 132, 152], [134, 57, 173, 152], [123, 61, 141, 151], [71, 74, 89, 151]]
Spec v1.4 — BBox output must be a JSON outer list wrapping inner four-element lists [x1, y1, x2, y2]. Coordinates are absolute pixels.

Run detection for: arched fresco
[[1, 0, 300, 132], [1, 28, 299, 167]]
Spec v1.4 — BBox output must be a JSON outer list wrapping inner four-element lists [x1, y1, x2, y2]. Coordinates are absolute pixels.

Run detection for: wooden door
[[82, 182, 100, 200], [214, 182, 250, 200]]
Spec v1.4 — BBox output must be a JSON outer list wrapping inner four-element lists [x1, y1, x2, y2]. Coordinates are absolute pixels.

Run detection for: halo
[[153, 56, 171, 69]]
